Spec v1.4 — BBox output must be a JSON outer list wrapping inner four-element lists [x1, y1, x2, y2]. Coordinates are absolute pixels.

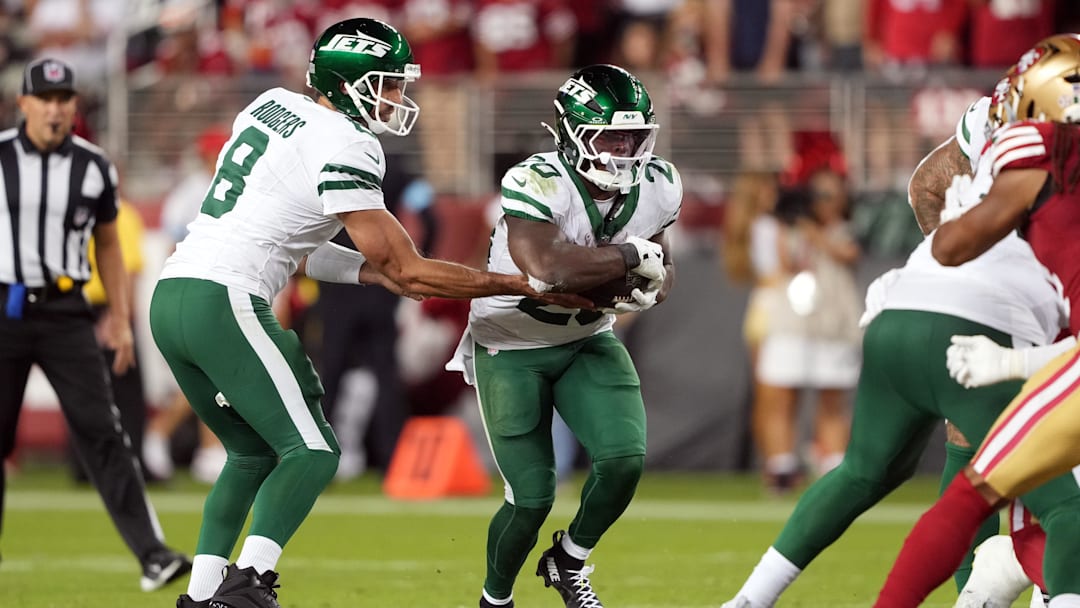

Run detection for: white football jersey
[[883, 97, 1066, 346], [159, 87, 386, 302], [468, 151, 682, 350]]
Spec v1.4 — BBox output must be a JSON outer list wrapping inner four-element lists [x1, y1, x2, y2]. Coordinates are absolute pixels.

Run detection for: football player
[[721, 35, 1080, 608], [150, 17, 583, 608], [875, 34, 1080, 608], [447, 64, 678, 608]]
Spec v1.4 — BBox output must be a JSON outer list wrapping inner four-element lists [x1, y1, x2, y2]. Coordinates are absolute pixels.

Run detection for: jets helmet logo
[[559, 78, 596, 105], [320, 32, 391, 57]]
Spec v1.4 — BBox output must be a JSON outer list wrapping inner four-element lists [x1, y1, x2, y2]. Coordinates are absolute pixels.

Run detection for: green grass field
[[0, 466, 1024, 608]]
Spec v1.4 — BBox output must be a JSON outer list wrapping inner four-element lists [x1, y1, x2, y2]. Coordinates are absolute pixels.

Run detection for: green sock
[[483, 502, 551, 599]]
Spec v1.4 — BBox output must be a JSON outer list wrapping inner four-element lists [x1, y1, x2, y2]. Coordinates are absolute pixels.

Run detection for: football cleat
[[177, 594, 211, 608], [535, 530, 604, 608], [720, 596, 754, 608], [478, 596, 515, 608], [141, 548, 192, 592], [207, 564, 281, 608], [954, 535, 1031, 608]]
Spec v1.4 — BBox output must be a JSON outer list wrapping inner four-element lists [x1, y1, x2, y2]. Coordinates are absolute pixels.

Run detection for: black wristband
[[616, 242, 640, 271]]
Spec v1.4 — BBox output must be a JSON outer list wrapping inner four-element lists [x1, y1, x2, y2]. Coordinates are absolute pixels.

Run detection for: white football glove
[[946, 335, 1026, 389], [623, 236, 665, 282], [612, 287, 658, 314], [939, 174, 974, 225]]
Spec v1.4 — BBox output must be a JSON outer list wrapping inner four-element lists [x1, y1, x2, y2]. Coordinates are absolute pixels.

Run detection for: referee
[[0, 58, 190, 591]]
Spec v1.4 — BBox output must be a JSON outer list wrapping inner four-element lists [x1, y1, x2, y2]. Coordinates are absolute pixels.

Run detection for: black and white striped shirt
[[0, 125, 118, 288]]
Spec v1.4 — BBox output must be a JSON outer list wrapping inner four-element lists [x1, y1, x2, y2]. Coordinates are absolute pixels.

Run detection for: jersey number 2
[[201, 126, 270, 218]]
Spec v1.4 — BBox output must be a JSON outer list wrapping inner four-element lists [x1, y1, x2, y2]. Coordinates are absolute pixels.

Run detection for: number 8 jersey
[[468, 151, 682, 350], [160, 87, 388, 302]]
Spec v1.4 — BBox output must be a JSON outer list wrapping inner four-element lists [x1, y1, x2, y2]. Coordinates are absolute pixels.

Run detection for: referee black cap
[[22, 58, 76, 96]]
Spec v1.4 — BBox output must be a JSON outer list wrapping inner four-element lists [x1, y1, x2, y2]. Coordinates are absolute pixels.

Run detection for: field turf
[[0, 465, 1027, 607]]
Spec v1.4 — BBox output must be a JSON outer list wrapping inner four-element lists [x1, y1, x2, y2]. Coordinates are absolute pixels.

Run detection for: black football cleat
[[141, 548, 192, 592], [206, 564, 281, 608], [177, 594, 211, 608], [535, 530, 604, 608], [478, 596, 515, 608]]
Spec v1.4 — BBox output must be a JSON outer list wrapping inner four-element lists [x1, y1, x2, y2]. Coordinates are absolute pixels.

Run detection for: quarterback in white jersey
[[452, 65, 677, 608], [149, 18, 551, 608]]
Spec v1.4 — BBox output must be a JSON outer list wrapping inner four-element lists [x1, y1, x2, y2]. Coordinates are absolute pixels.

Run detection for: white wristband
[[305, 242, 367, 284]]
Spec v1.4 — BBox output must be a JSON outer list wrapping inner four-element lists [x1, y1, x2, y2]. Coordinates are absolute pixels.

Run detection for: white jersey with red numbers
[[159, 87, 387, 303], [882, 103, 1067, 347], [467, 151, 681, 351], [991, 120, 1080, 337]]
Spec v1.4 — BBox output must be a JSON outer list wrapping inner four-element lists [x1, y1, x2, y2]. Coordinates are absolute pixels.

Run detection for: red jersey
[[865, 0, 967, 64], [473, 0, 576, 72], [991, 121, 1080, 335], [969, 0, 1056, 68]]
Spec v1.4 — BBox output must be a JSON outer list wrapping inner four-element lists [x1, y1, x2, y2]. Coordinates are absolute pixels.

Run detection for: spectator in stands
[[399, 0, 475, 193], [968, 0, 1056, 69], [703, 0, 798, 83], [472, 0, 577, 83], [864, 0, 967, 77], [25, 0, 124, 93], [608, 0, 682, 74]]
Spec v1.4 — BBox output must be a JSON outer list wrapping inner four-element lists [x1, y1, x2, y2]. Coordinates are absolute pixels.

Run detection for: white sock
[[560, 533, 592, 561], [1049, 594, 1080, 608], [737, 546, 802, 607], [1033, 586, 1048, 608], [765, 453, 799, 475], [482, 589, 513, 605], [817, 452, 844, 475], [187, 554, 229, 601], [235, 535, 283, 575]]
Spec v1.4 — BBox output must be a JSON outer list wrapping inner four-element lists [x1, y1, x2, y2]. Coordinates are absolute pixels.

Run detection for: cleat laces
[[567, 564, 603, 608]]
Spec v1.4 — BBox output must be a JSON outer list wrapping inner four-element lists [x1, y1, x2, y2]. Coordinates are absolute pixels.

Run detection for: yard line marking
[[6, 491, 930, 524]]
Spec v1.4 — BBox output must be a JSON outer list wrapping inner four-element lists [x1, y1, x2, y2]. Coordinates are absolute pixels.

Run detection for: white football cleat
[[954, 535, 1032, 608], [720, 596, 753, 608]]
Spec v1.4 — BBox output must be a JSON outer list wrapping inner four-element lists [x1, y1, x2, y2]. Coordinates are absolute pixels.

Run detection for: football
[[579, 272, 652, 308]]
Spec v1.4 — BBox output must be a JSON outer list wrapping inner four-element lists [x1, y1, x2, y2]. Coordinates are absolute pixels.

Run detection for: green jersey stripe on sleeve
[[318, 179, 381, 194], [503, 208, 550, 223], [501, 186, 553, 220], [322, 163, 381, 187]]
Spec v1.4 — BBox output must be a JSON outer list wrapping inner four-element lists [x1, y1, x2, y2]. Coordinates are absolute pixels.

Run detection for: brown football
[[579, 273, 651, 308]]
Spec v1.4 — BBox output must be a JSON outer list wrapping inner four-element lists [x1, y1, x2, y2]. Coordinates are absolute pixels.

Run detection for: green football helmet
[[544, 64, 658, 192], [307, 17, 421, 136]]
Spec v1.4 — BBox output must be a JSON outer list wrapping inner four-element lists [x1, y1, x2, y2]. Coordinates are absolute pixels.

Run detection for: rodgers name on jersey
[[469, 151, 681, 351]]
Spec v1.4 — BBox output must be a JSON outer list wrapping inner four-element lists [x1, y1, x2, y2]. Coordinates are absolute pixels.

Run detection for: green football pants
[[150, 278, 339, 557], [774, 309, 1080, 597], [473, 331, 646, 598]]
